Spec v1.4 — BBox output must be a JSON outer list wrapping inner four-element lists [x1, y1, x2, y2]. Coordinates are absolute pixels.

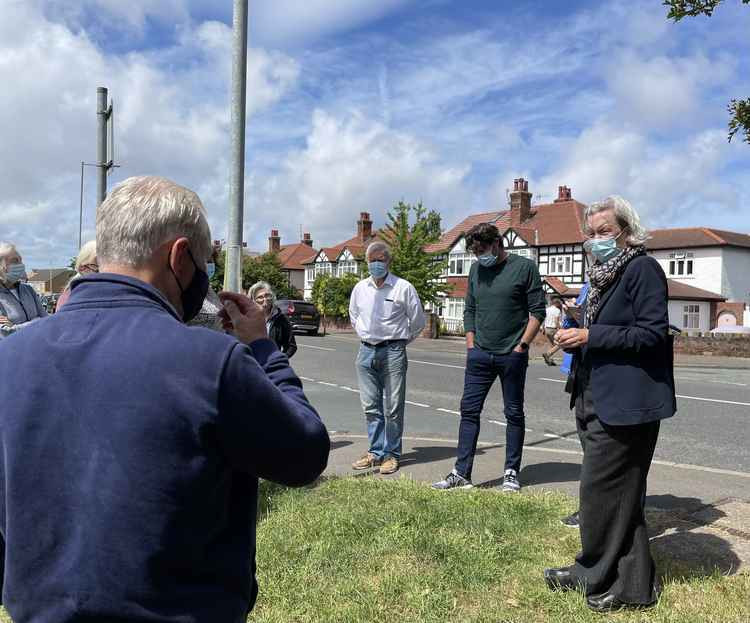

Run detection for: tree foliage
[[664, 0, 750, 143], [380, 201, 450, 307], [210, 250, 299, 299], [311, 273, 360, 319]]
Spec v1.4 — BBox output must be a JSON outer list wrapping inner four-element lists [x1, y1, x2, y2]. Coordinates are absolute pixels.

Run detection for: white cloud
[[0, 2, 299, 266], [247, 109, 471, 246]]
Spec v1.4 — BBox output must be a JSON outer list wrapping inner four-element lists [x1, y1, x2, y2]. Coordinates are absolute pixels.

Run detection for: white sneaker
[[502, 468, 520, 493]]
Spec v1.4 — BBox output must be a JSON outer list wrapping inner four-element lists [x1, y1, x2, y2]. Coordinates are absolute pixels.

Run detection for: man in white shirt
[[542, 296, 562, 365], [348, 241, 426, 475]]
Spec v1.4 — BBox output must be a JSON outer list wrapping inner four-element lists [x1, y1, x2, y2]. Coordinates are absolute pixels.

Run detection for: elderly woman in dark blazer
[[544, 196, 676, 613]]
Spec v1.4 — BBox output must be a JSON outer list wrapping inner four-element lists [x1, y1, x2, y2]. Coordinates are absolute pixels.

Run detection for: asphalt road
[[291, 334, 750, 476]]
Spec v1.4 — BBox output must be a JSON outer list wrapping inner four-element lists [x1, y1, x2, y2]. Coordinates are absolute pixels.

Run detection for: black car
[[276, 299, 321, 335]]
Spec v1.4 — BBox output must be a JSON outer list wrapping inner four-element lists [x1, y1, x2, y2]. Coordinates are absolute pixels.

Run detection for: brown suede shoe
[[379, 457, 399, 475], [352, 453, 381, 470]]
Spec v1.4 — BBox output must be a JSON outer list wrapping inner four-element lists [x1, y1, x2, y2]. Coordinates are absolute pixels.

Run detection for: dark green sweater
[[463, 253, 546, 354]]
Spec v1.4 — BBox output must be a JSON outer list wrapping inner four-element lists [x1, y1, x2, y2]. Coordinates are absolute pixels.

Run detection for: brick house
[[302, 212, 380, 300], [27, 268, 75, 295], [266, 230, 317, 297]]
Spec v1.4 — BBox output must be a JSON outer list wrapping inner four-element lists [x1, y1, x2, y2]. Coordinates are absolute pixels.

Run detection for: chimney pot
[[509, 178, 532, 224], [357, 212, 373, 241], [268, 229, 281, 253], [302, 232, 313, 247]]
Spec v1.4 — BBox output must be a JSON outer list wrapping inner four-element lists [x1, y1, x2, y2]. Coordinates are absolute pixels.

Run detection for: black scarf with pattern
[[584, 245, 646, 328]]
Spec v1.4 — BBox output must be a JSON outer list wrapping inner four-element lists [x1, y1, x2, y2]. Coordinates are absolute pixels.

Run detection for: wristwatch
[[519, 341, 529, 351]]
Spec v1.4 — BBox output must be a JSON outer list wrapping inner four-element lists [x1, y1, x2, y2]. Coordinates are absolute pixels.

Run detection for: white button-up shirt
[[349, 272, 426, 344]]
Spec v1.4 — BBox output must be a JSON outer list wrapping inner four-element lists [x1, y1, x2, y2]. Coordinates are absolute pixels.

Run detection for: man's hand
[[554, 328, 588, 349], [466, 331, 475, 350], [218, 292, 268, 345], [0, 315, 11, 327]]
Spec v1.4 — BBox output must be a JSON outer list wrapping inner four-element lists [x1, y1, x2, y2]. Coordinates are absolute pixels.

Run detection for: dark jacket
[[0, 273, 330, 623], [267, 306, 297, 358], [569, 255, 676, 425]]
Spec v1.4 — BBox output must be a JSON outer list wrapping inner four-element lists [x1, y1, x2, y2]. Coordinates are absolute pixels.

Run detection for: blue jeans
[[355, 341, 408, 460], [454, 346, 529, 479]]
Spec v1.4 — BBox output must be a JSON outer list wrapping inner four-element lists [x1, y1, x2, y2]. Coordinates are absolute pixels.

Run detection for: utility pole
[[224, 0, 249, 293], [96, 87, 114, 207]]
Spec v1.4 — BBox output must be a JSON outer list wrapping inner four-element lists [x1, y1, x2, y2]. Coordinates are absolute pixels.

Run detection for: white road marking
[[329, 433, 750, 479], [405, 400, 431, 408], [675, 375, 747, 387], [436, 407, 461, 415], [298, 344, 336, 351], [538, 376, 749, 406], [676, 394, 750, 407], [340, 386, 360, 393], [318, 381, 339, 388], [299, 376, 315, 382], [488, 419, 506, 427], [411, 359, 465, 370]]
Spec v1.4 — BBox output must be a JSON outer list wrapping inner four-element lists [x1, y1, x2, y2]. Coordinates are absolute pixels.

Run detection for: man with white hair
[[348, 240, 425, 475], [0, 176, 330, 622], [0, 241, 48, 336]]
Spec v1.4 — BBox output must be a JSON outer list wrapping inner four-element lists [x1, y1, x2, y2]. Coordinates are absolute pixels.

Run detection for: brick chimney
[[509, 178, 532, 225], [554, 185, 572, 203], [357, 212, 373, 241], [268, 229, 281, 253], [301, 232, 314, 247]]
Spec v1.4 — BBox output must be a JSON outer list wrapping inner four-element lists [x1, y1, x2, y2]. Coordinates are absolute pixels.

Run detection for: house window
[[668, 254, 693, 276], [683, 304, 700, 329], [446, 298, 465, 319], [448, 253, 474, 276], [548, 255, 571, 275], [338, 260, 357, 276], [305, 267, 315, 283], [508, 248, 531, 259]]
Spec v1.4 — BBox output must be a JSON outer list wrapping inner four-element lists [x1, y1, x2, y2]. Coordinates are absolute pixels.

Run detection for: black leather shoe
[[586, 591, 657, 613], [544, 567, 581, 591]]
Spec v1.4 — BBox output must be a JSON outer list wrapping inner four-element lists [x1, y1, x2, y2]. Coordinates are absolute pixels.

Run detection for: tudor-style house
[[302, 212, 379, 300], [426, 179, 589, 332]]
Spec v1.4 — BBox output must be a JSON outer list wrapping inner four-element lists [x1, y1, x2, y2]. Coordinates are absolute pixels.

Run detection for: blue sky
[[3, 0, 749, 267]]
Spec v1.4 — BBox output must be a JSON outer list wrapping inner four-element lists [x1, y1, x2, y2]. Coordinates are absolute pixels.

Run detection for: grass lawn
[[0, 477, 746, 622], [251, 477, 750, 623]]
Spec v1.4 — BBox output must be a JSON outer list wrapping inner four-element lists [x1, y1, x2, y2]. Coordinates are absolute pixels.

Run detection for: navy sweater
[[0, 274, 330, 623]]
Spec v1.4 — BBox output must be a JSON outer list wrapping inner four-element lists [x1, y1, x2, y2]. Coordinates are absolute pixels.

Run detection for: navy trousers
[[454, 346, 529, 479]]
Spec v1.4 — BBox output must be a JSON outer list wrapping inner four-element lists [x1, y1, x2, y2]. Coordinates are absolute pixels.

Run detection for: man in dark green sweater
[[433, 223, 545, 492]]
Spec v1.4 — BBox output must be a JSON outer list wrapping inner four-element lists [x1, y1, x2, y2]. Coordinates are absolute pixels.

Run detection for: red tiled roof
[[426, 198, 587, 254], [647, 228, 750, 250], [667, 279, 725, 301], [425, 211, 507, 254], [516, 200, 587, 245], [543, 276, 581, 298], [277, 243, 318, 271], [302, 231, 384, 265]]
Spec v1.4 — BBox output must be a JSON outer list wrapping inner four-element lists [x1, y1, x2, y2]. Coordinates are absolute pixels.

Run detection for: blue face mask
[[206, 262, 216, 279], [5, 262, 26, 282], [368, 261, 388, 279], [477, 254, 497, 268], [584, 235, 622, 263]]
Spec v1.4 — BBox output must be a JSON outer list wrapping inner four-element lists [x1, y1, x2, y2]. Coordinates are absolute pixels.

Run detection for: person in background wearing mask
[[248, 281, 297, 358], [188, 243, 224, 331], [544, 196, 674, 613], [0, 242, 47, 338], [348, 241, 426, 475], [56, 240, 99, 310], [432, 222, 546, 493], [0, 175, 330, 623]]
